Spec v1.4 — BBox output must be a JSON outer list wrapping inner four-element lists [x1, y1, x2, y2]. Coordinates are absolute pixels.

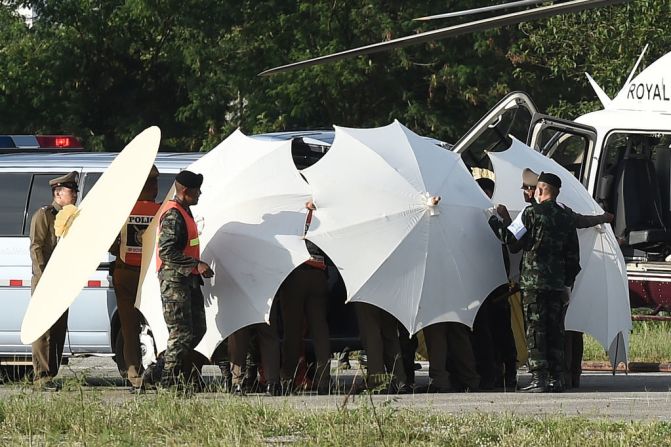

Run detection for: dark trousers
[[355, 302, 407, 386], [564, 330, 583, 387], [398, 324, 418, 385], [32, 310, 68, 382], [113, 265, 144, 387], [424, 322, 479, 390], [472, 284, 517, 386], [160, 278, 206, 383], [522, 289, 565, 380], [278, 267, 331, 389], [229, 323, 280, 385]]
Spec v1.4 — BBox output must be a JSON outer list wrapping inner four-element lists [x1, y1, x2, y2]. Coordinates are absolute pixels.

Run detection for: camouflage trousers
[[160, 277, 206, 384], [522, 289, 567, 379]]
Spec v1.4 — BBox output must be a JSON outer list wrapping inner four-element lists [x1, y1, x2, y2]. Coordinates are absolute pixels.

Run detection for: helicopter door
[[527, 114, 597, 188], [452, 91, 538, 171]]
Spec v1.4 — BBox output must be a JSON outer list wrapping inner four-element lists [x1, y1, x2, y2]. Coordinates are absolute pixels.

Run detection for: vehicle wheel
[[113, 324, 157, 378]]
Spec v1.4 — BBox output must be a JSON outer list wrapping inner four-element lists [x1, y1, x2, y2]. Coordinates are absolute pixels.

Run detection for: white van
[[0, 132, 340, 379], [0, 144, 201, 378]]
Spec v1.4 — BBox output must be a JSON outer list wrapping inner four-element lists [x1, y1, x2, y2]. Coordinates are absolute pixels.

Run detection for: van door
[[451, 91, 538, 171], [0, 173, 33, 357], [527, 114, 598, 188], [64, 170, 116, 355]]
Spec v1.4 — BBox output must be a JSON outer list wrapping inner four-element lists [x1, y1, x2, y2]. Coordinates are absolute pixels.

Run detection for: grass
[[583, 320, 671, 363], [1, 391, 671, 446]]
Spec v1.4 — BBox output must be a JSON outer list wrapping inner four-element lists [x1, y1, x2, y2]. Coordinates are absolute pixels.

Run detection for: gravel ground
[[2, 357, 671, 421]]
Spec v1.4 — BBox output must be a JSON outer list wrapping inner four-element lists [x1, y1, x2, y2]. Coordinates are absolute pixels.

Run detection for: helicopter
[[261, 0, 671, 318]]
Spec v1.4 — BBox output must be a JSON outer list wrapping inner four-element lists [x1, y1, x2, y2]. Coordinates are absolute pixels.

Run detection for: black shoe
[[265, 382, 282, 397], [39, 380, 60, 392], [548, 379, 564, 393], [396, 383, 413, 394], [129, 385, 146, 395], [520, 379, 548, 393], [143, 360, 164, 387], [413, 383, 450, 393], [231, 383, 245, 396], [479, 378, 495, 391], [572, 375, 581, 389]]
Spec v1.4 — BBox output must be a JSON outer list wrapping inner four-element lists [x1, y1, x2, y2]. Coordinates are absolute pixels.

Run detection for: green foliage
[[510, 0, 671, 119], [0, 1, 667, 151], [584, 320, 671, 364]]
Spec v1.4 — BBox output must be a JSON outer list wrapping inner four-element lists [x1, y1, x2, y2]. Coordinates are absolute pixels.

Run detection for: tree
[[509, 0, 671, 120]]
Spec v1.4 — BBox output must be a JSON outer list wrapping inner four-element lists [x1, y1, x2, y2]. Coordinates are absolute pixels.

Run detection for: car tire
[[113, 324, 157, 379]]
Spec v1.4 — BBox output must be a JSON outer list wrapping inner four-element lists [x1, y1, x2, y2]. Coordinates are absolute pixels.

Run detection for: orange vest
[[120, 200, 161, 266], [156, 200, 200, 274]]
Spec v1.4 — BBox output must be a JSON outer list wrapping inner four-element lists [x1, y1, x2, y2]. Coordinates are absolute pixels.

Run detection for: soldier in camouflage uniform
[[157, 170, 213, 389], [503, 172, 580, 393], [493, 169, 612, 391]]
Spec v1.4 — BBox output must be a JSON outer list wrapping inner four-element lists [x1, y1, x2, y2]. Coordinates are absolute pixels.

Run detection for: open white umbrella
[[302, 121, 508, 334], [138, 130, 311, 359], [21, 127, 161, 344], [488, 138, 631, 367]]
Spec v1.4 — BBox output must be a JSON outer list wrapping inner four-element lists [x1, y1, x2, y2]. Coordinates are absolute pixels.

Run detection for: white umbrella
[[302, 121, 508, 334], [138, 130, 311, 358], [488, 138, 631, 367], [22, 127, 161, 344]]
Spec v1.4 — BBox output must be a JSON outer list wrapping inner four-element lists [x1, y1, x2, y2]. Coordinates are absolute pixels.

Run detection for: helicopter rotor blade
[[414, 0, 550, 21], [260, 0, 629, 77]]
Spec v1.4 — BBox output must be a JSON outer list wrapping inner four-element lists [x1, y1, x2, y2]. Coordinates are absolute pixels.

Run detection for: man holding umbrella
[[156, 170, 214, 389]]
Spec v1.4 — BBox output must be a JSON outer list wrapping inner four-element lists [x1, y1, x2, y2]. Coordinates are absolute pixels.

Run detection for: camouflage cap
[[49, 171, 79, 191], [521, 168, 539, 188]]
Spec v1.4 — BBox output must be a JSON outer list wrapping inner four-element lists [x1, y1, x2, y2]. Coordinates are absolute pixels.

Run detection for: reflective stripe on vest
[[155, 200, 200, 274], [120, 200, 161, 266]]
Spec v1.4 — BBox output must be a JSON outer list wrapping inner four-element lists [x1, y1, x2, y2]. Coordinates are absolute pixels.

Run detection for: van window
[[23, 174, 67, 235], [81, 171, 174, 201], [81, 172, 100, 200], [0, 173, 32, 235], [158, 176, 174, 200]]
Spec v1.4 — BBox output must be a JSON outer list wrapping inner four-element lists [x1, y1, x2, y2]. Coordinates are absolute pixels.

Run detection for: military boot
[[520, 372, 548, 393]]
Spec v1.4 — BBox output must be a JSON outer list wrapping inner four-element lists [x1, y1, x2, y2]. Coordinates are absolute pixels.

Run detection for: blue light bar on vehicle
[[0, 135, 83, 151]]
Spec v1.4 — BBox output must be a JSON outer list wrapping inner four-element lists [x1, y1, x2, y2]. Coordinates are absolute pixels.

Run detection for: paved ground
[[2, 357, 671, 421]]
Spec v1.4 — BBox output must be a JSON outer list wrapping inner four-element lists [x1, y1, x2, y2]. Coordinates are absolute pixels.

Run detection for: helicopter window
[[533, 128, 590, 182], [596, 132, 671, 256]]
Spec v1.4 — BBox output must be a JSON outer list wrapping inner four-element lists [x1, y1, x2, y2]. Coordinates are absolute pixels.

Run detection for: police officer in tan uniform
[[29, 171, 79, 391], [110, 165, 160, 392], [277, 201, 332, 394], [228, 320, 282, 396]]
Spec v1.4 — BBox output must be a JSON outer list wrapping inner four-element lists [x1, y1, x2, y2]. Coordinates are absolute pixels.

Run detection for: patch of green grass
[[1, 392, 671, 446], [583, 321, 671, 363]]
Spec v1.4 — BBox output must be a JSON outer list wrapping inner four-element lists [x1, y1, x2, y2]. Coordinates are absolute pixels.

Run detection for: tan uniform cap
[[521, 168, 539, 188], [49, 171, 79, 190]]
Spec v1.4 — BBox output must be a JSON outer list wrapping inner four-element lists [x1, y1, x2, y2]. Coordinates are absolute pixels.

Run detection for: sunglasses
[[521, 185, 536, 191]]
